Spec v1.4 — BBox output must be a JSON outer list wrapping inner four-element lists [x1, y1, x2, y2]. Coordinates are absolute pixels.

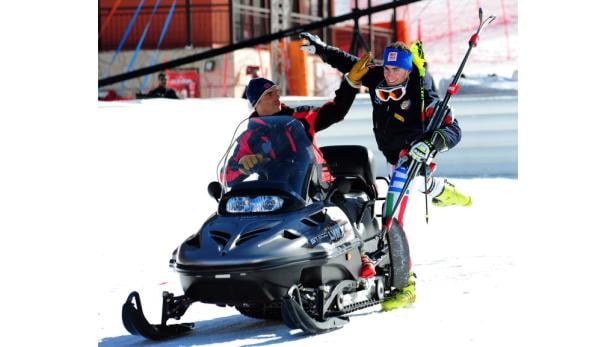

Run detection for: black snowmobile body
[[122, 116, 410, 339]]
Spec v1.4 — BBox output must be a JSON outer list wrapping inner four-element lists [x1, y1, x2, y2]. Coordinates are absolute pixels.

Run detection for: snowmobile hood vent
[[301, 210, 327, 226], [301, 218, 318, 227], [236, 227, 269, 246], [185, 233, 201, 247], [283, 229, 301, 240], [210, 230, 231, 248]]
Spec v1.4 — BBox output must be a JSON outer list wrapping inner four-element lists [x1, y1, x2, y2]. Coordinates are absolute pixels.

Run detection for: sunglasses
[[375, 80, 408, 102]]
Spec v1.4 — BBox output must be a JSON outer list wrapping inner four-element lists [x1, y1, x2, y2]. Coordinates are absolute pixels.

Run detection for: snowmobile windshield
[[221, 116, 315, 198]]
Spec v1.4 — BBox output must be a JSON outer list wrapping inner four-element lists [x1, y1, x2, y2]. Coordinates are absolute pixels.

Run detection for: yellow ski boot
[[382, 273, 417, 312], [432, 180, 472, 207]]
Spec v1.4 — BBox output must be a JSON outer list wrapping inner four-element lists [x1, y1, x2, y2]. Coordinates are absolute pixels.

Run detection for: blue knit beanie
[[246, 78, 276, 107], [383, 48, 413, 71]]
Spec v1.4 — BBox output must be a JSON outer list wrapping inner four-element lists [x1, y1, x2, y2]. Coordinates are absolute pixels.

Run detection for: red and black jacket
[[225, 79, 358, 184]]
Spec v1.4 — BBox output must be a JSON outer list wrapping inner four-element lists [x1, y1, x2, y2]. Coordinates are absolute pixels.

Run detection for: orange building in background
[[99, 0, 231, 51]]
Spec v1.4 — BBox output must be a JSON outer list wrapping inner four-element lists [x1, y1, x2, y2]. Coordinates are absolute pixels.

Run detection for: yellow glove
[[238, 154, 264, 174], [345, 51, 372, 87]]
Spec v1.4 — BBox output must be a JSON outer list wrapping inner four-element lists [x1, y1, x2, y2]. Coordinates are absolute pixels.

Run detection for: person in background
[[143, 72, 179, 99], [242, 70, 261, 100]]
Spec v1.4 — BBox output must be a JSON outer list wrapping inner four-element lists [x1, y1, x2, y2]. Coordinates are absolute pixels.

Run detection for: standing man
[[300, 32, 472, 311]]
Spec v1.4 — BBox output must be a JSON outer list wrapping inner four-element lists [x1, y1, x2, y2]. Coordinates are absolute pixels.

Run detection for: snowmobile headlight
[[226, 195, 284, 213]]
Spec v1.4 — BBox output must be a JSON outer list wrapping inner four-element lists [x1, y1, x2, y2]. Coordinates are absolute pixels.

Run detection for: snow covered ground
[[2, 94, 613, 346], [3, 95, 615, 347], [88, 98, 522, 346]]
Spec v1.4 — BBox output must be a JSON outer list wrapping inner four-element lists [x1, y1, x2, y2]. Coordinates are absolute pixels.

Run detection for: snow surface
[[93, 98, 522, 346], [3, 92, 616, 346]]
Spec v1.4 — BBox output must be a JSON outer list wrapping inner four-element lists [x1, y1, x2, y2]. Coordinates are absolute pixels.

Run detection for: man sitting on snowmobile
[[224, 54, 384, 285], [224, 52, 372, 186]]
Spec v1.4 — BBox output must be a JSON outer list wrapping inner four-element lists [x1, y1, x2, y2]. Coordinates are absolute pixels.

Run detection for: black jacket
[[145, 86, 179, 99], [318, 46, 461, 165]]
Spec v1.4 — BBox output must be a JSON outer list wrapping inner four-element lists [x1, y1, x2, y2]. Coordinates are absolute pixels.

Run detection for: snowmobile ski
[[121, 291, 194, 340], [282, 296, 349, 334]]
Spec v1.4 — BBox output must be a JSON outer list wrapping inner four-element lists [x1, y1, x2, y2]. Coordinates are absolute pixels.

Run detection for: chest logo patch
[[401, 100, 411, 110], [394, 113, 405, 123]]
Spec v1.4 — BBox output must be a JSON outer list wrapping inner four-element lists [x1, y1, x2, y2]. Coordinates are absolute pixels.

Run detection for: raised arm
[[292, 53, 372, 133], [300, 32, 358, 73], [300, 32, 383, 90]]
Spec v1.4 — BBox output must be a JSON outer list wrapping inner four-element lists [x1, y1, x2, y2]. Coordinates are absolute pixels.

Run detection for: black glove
[[299, 32, 327, 56], [426, 130, 448, 153]]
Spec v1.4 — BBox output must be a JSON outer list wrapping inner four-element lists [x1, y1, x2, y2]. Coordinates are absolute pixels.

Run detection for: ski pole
[[383, 8, 496, 233]]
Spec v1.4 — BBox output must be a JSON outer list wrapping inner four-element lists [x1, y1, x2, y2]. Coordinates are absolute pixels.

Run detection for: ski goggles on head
[[375, 79, 408, 102]]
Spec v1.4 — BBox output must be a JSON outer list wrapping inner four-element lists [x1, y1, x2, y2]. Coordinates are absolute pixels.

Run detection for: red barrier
[[167, 69, 200, 98]]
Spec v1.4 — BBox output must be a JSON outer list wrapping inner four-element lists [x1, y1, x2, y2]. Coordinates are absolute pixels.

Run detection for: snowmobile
[[121, 115, 411, 339]]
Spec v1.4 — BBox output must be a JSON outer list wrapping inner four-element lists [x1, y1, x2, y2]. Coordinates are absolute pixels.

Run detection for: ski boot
[[432, 180, 472, 207], [381, 272, 416, 312]]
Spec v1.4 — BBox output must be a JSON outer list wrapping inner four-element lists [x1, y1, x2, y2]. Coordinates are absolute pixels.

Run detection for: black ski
[[122, 291, 194, 340]]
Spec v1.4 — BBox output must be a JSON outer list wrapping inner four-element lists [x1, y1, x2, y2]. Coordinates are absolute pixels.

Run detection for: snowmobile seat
[[320, 145, 377, 200]]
